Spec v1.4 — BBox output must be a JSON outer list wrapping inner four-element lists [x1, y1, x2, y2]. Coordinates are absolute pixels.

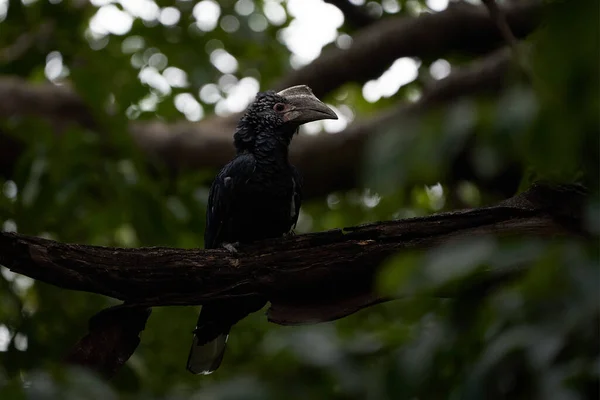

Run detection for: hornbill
[[187, 85, 338, 375]]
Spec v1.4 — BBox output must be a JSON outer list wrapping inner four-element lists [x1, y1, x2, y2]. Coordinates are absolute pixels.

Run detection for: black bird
[[187, 85, 338, 375]]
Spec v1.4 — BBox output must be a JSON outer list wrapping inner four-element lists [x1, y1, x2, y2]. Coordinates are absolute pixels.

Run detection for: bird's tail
[[186, 298, 266, 375], [186, 305, 230, 375], [186, 331, 229, 375]]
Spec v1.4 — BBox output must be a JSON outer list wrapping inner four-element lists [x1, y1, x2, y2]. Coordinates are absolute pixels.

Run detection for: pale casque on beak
[[277, 85, 338, 124]]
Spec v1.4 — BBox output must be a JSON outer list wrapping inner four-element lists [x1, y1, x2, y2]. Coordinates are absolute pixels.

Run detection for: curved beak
[[277, 85, 338, 124]]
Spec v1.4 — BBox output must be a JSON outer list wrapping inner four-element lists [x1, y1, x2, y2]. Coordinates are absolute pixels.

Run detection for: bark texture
[[0, 183, 586, 377]]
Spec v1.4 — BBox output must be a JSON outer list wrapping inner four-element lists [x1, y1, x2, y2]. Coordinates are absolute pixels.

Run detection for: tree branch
[[0, 183, 586, 322], [0, 22, 55, 65], [323, 0, 377, 30], [0, 77, 97, 131], [481, 0, 531, 78], [0, 3, 541, 197], [273, 1, 540, 97], [0, 183, 586, 377], [481, 0, 520, 50], [1, 47, 519, 198]]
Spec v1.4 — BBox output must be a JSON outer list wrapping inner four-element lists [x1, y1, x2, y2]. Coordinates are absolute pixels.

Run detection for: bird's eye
[[273, 103, 286, 112]]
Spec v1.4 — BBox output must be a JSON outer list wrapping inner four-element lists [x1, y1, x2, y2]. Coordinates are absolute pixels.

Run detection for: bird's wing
[[204, 154, 255, 249], [291, 165, 303, 230]]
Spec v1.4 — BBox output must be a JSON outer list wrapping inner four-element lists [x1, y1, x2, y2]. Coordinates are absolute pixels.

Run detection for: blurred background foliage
[[0, 0, 598, 398]]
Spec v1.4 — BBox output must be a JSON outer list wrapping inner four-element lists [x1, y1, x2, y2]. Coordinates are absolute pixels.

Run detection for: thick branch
[[134, 47, 520, 198], [0, 77, 96, 130], [1, 48, 518, 198], [0, 183, 586, 377], [273, 1, 540, 97], [0, 3, 541, 197], [0, 183, 586, 326]]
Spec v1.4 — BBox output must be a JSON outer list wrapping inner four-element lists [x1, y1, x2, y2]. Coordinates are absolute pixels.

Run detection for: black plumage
[[187, 85, 337, 375]]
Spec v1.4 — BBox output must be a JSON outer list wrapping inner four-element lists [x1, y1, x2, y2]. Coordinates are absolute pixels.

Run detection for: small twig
[[480, 0, 532, 78], [0, 22, 55, 64], [481, 0, 561, 107], [323, 0, 377, 29], [481, 0, 520, 49]]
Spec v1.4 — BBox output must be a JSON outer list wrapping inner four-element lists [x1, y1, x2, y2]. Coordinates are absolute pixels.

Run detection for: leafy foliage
[[0, 0, 598, 399]]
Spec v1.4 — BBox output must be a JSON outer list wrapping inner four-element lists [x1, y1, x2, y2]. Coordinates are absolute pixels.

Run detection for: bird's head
[[234, 85, 337, 151]]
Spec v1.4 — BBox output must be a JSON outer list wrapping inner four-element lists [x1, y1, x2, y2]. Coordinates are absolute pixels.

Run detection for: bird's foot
[[191, 326, 206, 335], [284, 230, 296, 238], [222, 242, 240, 254]]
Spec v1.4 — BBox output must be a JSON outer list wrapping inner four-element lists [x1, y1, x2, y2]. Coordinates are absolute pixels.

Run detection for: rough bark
[[0, 183, 586, 377], [0, 183, 586, 319]]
